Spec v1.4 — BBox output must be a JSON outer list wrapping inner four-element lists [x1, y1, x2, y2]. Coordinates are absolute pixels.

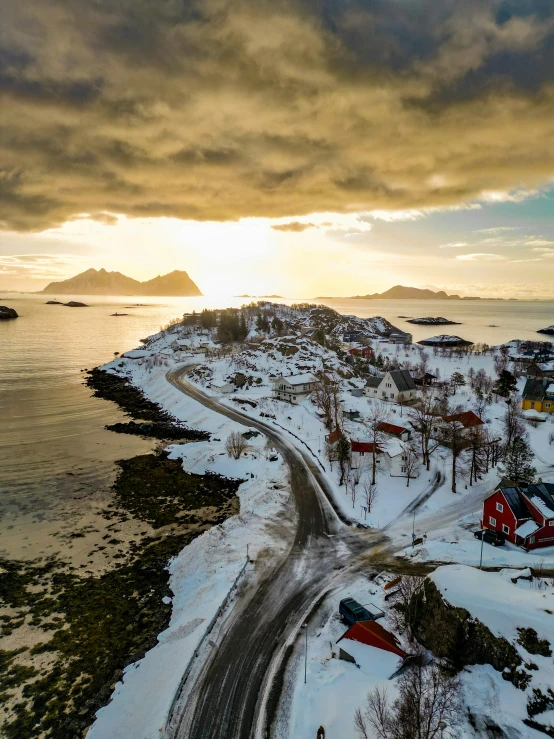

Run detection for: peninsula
[[40, 268, 203, 297]]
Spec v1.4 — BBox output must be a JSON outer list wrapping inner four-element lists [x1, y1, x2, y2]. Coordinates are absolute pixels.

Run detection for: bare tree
[[502, 399, 526, 450], [361, 477, 379, 518], [311, 370, 338, 430], [225, 431, 247, 459], [401, 442, 420, 487], [363, 402, 389, 484], [355, 662, 462, 739], [441, 418, 467, 493], [388, 575, 425, 641], [409, 395, 441, 471], [467, 426, 487, 485]]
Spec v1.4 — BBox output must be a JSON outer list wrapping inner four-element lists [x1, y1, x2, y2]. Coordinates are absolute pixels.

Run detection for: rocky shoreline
[[0, 367, 239, 739]]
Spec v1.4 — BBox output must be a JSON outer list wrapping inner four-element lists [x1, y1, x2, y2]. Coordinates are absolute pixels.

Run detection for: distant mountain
[[349, 285, 468, 300], [40, 268, 202, 296]]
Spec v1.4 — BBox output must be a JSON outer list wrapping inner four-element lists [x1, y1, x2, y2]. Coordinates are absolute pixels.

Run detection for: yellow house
[[522, 378, 554, 413]]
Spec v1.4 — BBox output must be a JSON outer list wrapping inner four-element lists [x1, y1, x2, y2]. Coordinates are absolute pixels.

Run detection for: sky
[[1, 0, 554, 298]]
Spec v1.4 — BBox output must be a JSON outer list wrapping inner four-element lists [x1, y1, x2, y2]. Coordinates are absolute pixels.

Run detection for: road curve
[[165, 367, 351, 739]]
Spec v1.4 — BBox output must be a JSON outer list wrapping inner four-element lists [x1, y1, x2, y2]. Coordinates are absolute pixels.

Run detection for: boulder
[[0, 305, 18, 319]]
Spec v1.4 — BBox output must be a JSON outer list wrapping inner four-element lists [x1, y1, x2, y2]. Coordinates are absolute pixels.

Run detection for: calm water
[[0, 293, 552, 513]]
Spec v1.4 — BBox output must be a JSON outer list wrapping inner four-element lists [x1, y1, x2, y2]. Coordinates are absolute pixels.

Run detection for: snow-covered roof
[[273, 372, 316, 386], [514, 520, 540, 538], [526, 494, 554, 520], [122, 349, 151, 359], [385, 440, 404, 458]]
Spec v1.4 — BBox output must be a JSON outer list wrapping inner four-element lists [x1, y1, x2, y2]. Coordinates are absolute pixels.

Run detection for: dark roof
[[523, 483, 554, 515], [522, 378, 549, 401], [500, 487, 531, 520], [389, 369, 415, 392], [365, 377, 382, 388]]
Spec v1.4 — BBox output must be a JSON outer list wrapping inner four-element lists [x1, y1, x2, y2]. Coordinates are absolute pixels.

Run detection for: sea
[[0, 292, 552, 541]]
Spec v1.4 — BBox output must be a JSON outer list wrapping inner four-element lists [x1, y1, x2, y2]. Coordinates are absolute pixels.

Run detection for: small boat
[[111, 312, 129, 316], [488, 324, 499, 327]]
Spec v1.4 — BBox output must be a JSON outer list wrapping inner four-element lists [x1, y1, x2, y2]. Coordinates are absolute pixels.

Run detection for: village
[[93, 301, 554, 739]]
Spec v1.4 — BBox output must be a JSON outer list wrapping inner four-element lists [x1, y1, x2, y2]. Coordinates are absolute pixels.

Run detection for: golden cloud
[[1, 0, 554, 231]]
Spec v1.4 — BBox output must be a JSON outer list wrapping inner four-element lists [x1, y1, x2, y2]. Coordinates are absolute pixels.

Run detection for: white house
[[211, 381, 235, 394], [364, 370, 417, 403], [383, 440, 420, 479], [271, 373, 317, 404], [430, 410, 485, 442]]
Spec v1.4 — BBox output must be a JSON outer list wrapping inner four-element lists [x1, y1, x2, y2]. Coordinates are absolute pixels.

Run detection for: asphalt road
[[164, 367, 381, 739]]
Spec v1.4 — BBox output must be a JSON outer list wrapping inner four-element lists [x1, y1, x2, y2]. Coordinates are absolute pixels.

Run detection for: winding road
[[163, 367, 552, 738], [164, 367, 386, 739]]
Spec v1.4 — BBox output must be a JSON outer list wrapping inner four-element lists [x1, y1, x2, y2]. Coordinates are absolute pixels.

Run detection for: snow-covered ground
[[88, 362, 294, 738], [89, 304, 554, 738]]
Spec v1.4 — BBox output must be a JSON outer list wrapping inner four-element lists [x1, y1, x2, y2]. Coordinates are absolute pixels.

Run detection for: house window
[[502, 524, 510, 535], [489, 516, 496, 527], [293, 396, 296, 400], [496, 502, 503, 513], [546, 403, 551, 408], [549, 520, 554, 527], [530, 536, 535, 544], [360, 452, 365, 457], [401, 466, 407, 473]]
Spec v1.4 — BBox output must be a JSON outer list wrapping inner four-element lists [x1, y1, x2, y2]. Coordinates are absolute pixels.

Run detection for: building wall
[[522, 398, 554, 413], [482, 491, 520, 544]]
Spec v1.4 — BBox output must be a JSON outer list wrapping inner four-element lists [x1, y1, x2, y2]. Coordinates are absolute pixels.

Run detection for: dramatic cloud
[[271, 221, 317, 232], [1, 0, 554, 231]]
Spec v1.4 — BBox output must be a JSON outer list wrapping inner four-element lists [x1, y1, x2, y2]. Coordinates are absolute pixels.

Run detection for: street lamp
[[303, 623, 308, 684], [479, 531, 484, 570]]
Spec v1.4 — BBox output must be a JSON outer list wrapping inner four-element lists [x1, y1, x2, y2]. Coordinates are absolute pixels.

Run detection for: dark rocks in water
[[106, 420, 207, 441], [46, 300, 64, 305], [407, 316, 461, 325], [64, 301, 88, 307], [537, 325, 554, 336], [86, 368, 210, 441], [0, 305, 18, 319], [111, 312, 129, 316]]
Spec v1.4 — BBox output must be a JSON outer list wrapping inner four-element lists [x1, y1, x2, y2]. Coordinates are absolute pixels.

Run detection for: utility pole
[[479, 532, 484, 570], [412, 510, 416, 546], [303, 623, 308, 684]]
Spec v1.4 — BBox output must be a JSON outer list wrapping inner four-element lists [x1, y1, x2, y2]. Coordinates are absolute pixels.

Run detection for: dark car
[[473, 529, 505, 547], [339, 598, 378, 626]]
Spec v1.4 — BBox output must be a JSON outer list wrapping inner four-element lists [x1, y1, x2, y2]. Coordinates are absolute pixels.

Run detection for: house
[[430, 410, 485, 441], [211, 381, 235, 394], [364, 370, 417, 403], [377, 421, 411, 441], [271, 373, 317, 404], [343, 330, 363, 343], [414, 372, 438, 387], [350, 440, 384, 469], [388, 331, 412, 345], [347, 343, 374, 360], [343, 409, 362, 422], [383, 440, 420, 479], [525, 361, 554, 380], [521, 378, 554, 414], [481, 484, 554, 550]]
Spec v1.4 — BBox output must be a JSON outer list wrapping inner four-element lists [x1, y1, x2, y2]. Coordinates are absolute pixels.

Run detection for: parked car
[[339, 598, 383, 626], [473, 529, 505, 547]]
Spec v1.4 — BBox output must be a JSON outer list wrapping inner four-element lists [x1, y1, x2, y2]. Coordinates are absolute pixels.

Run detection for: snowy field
[[89, 305, 554, 738]]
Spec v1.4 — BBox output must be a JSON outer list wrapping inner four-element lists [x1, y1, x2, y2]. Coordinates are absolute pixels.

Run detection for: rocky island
[[0, 305, 18, 319], [40, 267, 202, 297], [418, 334, 473, 347], [406, 316, 461, 325], [537, 325, 554, 336]]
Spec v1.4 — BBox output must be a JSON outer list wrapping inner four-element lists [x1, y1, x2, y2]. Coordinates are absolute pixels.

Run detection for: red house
[[481, 484, 554, 550], [348, 345, 374, 360]]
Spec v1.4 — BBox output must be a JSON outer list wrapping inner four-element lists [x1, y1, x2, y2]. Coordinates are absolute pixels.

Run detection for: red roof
[[442, 410, 484, 428], [377, 421, 408, 437], [326, 428, 341, 444], [351, 441, 383, 454], [338, 621, 407, 658]]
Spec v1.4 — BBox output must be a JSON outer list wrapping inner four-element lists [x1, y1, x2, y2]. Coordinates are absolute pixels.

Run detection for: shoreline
[[0, 367, 242, 739]]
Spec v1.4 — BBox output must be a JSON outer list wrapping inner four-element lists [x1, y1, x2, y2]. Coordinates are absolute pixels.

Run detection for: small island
[[64, 301, 89, 307], [537, 325, 554, 336], [46, 300, 64, 305], [406, 316, 461, 325], [0, 305, 18, 319], [418, 334, 473, 347]]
